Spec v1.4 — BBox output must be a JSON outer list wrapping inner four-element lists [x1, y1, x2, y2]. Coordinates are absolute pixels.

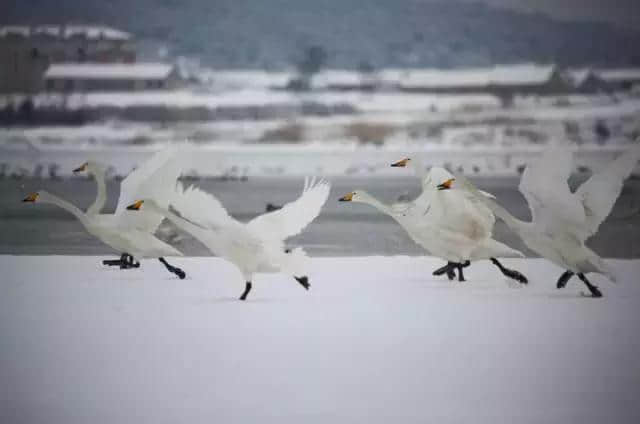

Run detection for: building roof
[[44, 63, 174, 80], [598, 69, 640, 82], [488, 64, 557, 86], [0, 25, 131, 41], [378, 64, 558, 89]]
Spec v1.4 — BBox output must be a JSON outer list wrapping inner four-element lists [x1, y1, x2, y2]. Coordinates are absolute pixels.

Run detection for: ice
[[1, 255, 639, 423]]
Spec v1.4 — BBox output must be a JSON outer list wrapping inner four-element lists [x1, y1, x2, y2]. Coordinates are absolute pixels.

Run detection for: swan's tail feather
[[584, 255, 618, 284]]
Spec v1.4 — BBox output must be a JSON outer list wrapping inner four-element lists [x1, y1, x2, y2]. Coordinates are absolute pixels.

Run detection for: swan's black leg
[[102, 255, 124, 267], [103, 253, 139, 269], [240, 281, 252, 301], [120, 253, 132, 269], [577, 273, 603, 298], [433, 262, 457, 281], [490, 258, 528, 284], [456, 263, 466, 282], [294, 276, 310, 290], [126, 254, 140, 268], [556, 270, 574, 289], [158, 257, 186, 279]]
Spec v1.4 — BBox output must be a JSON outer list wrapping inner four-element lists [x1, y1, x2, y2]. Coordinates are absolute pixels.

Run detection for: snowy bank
[[1, 255, 639, 423]]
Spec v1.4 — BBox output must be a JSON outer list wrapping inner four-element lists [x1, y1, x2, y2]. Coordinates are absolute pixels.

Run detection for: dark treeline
[[0, 98, 356, 126]]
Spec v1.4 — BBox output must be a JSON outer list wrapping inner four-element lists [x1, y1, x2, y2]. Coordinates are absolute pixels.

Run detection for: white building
[[44, 63, 179, 92]]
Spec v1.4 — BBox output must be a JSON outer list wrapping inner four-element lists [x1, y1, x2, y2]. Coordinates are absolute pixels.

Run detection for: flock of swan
[[22, 143, 640, 300]]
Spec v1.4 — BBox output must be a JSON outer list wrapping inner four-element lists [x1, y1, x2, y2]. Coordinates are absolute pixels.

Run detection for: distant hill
[[4, 0, 640, 69]]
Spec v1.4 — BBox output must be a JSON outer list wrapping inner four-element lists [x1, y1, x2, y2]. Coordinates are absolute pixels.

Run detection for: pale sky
[[459, 0, 639, 29]]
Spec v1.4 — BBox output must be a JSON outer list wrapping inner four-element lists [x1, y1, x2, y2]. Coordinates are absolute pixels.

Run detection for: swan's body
[[24, 147, 185, 277], [454, 144, 640, 296], [360, 158, 526, 282], [128, 177, 330, 300]]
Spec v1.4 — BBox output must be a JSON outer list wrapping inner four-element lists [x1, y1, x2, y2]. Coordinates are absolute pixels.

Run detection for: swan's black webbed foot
[[295, 276, 310, 290], [158, 257, 186, 279], [556, 270, 574, 289], [490, 258, 528, 284], [120, 253, 139, 269], [103, 253, 139, 269], [433, 262, 457, 281], [456, 263, 467, 282], [577, 273, 603, 298], [240, 281, 252, 301]]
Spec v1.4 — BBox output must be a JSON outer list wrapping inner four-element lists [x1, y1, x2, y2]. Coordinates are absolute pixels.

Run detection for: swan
[[452, 144, 640, 297], [23, 147, 186, 278], [338, 167, 527, 284], [125, 177, 331, 300], [378, 157, 527, 283]]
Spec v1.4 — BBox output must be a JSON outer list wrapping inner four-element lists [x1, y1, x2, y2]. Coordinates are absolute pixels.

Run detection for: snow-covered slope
[[1, 255, 639, 423]]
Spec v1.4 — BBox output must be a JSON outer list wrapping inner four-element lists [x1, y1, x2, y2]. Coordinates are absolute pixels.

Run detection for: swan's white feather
[[518, 148, 586, 235], [170, 182, 235, 230], [452, 144, 638, 284], [575, 143, 640, 239], [247, 177, 331, 241], [140, 177, 327, 288], [116, 146, 182, 233]]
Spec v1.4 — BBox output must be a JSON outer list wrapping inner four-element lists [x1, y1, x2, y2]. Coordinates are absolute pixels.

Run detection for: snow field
[[1, 255, 639, 423]]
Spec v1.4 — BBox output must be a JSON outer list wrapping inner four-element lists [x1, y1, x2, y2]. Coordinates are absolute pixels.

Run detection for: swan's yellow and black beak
[[126, 200, 144, 211], [22, 192, 39, 202], [339, 192, 354, 202], [390, 158, 410, 167], [73, 162, 88, 174], [437, 178, 455, 190]]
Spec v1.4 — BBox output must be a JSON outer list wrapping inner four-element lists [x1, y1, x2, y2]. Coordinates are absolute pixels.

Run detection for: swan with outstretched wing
[[452, 144, 640, 297], [126, 177, 331, 300], [24, 146, 186, 278], [347, 158, 527, 284]]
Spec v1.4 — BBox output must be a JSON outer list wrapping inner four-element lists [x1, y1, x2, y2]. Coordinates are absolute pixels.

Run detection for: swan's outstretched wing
[[518, 148, 585, 234], [575, 144, 640, 238], [247, 177, 330, 241], [115, 146, 182, 233], [170, 182, 236, 229]]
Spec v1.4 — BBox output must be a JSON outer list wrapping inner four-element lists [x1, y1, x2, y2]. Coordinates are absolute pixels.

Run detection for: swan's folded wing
[[518, 148, 585, 234], [170, 183, 235, 230], [247, 177, 330, 240], [116, 146, 182, 233], [575, 144, 640, 238]]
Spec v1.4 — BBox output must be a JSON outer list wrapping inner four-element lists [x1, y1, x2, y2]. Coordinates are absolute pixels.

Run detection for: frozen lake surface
[[1, 175, 639, 258], [1, 255, 639, 423]]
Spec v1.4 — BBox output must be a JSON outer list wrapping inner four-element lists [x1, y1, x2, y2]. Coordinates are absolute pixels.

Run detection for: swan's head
[[22, 192, 39, 203], [22, 191, 55, 204], [73, 160, 104, 175], [437, 178, 455, 190], [126, 200, 145, 211], [338, 190, 370, 203], [426, 167, 455, 190], [390, 158, 411, 168]]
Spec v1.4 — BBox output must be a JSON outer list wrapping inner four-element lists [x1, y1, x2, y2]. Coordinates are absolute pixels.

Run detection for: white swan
[[339, 162, 527, 283], [23, 147, 186, 278], [452, 144, 640, 297], [126, 177, 331, 300]]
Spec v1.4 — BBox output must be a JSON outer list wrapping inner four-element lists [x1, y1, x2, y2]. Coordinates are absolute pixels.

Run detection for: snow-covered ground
[[1, 255, 639, 423]]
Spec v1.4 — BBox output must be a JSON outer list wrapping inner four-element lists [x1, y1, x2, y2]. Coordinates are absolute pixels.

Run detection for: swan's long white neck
[[42, 193, 89, 226], [357, 192, 395, 216], [484, 197, 530, 233], [87, 168, 107, 215], [144, 200, 207, 237], [408, 157, 428, 181]]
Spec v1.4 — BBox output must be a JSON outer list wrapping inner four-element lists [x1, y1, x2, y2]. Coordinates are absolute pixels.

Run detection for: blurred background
[[1, 0, 639, 256]]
